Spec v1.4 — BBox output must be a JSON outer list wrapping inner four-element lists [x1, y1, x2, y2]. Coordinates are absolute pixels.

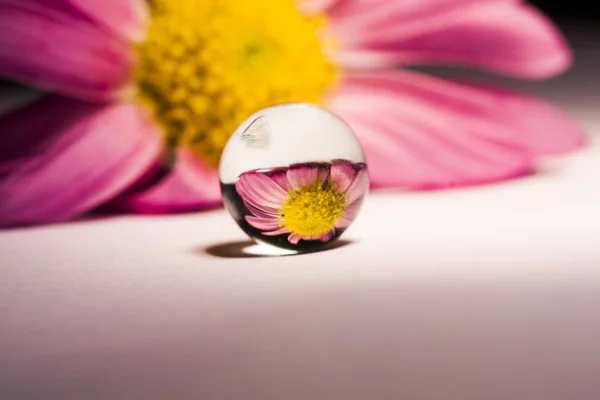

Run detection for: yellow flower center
[[136, 0, 338, 167], [278, 181, 346, 237]]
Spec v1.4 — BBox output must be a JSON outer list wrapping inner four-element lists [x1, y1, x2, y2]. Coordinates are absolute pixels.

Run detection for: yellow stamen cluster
[[136, 0, 338, 166], [279, 181, 345, 237]]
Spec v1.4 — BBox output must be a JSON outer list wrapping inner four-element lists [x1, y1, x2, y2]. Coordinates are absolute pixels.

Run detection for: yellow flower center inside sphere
[[278, 182, 346, 237], [136, 0, 338, 167]]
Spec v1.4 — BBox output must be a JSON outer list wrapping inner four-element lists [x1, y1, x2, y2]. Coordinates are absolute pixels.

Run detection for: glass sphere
[[219, 103, 368, 252]]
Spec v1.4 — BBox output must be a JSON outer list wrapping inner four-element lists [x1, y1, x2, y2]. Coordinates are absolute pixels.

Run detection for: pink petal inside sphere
[[223, 161, 368, 251]]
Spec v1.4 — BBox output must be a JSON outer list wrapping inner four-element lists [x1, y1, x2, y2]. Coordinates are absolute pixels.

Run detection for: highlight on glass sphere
[[219, 103, 369, 252]]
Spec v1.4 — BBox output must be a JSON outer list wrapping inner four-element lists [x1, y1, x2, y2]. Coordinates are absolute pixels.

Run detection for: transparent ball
[[219, 103, 368, 253]]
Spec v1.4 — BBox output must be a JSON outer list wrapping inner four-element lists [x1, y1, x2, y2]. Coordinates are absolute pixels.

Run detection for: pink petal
[[245, 215, 281, 231], [335, 199, 363, 228], [237, 191, 280, 216], [4, 0, 149, 42], [287, 165, 320, 191], [335, 218, 351, 229], [454, 81, 586, 157], [67, 0, 148, 42], [334, 112, 448, 188], [236, 172, 288, 211], [327, 70, 584, 189], [244, 201, 278, 219], [0, 1, 133, 100], [361, 70, 585, 156], [344, 199, 363, 220], [327, 0, 514, 28], [332, 1, 571, 79], [304, 232, 331, 241], [0, 96, 162, 227], [317, 165, 330, 185], [344, 169, 369, 205], [108, 148, 222, 214], [288, 234, 302, 245], [262, 227, 291, 236], [298, 0, 341, 15], [270, 170, 292, 192], [330, 161, 356, 192], [320, 229, 336, 242]]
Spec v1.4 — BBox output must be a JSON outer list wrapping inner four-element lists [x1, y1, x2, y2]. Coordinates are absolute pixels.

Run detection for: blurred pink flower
[[0, 0, 584, 227]]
